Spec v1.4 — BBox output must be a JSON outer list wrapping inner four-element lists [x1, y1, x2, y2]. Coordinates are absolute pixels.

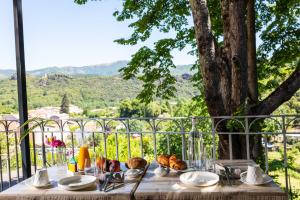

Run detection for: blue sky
[[0, 0, 195, 70]]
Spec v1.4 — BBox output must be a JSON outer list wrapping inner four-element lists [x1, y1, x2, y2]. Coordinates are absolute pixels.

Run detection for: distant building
[[181, 73, 192, 80], [9, 73, 17, 80]]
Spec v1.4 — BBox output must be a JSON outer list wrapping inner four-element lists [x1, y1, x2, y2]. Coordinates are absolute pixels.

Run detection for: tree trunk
[[190, 0, 248, 159], [247, 0, 258, 104], [227, 0, 248, 111], [246, 0, 262, 161], [189, 0, 229, 117], [189, 0, 300, 159]]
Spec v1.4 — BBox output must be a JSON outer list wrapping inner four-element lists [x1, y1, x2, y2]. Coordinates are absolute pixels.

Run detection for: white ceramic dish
[[25, 177, 53, 188], [179, 171, 219, 187], [125, 169, 144, 179], [58, 175, 96, 191], [240, 171, 273, 185], [154, 166, 169, 177]]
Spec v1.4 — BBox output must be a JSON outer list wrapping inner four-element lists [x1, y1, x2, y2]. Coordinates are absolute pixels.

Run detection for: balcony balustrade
[[0, 115, 299, 197]]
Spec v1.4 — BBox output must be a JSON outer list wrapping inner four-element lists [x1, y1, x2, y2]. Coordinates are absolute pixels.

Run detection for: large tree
[[60, 94, 70, 114], [75, 0, 300, 159]]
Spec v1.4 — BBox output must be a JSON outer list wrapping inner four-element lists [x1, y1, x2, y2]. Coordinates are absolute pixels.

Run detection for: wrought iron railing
[[0, 115, 299, 197]]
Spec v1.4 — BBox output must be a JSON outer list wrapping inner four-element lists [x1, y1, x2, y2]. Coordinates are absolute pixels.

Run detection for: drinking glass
[[204, 145, 213, 171], [188, 130, 197, 168], [187, 118, 204, 169]]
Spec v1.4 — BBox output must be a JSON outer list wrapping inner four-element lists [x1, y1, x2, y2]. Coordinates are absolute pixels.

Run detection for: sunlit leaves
[[119, 43, 177, 103], [74, 0, 102, 5], [74, 0, 299, 106], [257, 0, 299, 97], [74, 0, 88, 5], [114, 0, 197, 102]]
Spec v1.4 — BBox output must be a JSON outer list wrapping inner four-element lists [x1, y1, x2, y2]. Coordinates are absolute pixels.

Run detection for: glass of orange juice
[[78, 145, 90, 171]]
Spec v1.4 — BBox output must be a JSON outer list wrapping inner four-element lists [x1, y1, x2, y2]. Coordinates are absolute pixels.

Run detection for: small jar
[[154, 165, 169, 177]]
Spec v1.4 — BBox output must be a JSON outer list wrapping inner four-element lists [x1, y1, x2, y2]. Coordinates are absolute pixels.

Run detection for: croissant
[[169, 155, 177, 163], [157, 155, 170, 167]]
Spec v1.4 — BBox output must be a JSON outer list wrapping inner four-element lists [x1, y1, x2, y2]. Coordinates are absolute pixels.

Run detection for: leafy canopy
[[257, 0, 300, 95], [74, 0, 299, 103]]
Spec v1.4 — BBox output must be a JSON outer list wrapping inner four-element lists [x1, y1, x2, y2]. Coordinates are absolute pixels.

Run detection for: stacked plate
[[58, 175, 97, 191]]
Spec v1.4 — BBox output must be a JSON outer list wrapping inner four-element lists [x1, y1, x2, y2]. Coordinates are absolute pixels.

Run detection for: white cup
[[33, 168, 49, 186], [246, 164, 263, 184]]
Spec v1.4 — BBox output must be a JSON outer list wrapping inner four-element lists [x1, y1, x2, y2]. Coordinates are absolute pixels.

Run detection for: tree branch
[[252, 68, 300, 115], [228, 0, 248, 111], [189, 0, 217, 59], [189, 0, 228, 116], [246, 0, 258, 104]]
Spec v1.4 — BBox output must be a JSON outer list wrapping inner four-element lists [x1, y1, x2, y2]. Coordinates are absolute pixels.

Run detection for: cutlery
[[219, 170, 226, 185], [224, 166, 232, 186], [103, 175, 112, 192], [98, 173, 106, 191]]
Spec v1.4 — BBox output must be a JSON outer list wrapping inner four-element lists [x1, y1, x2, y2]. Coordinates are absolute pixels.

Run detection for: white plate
[[240, 171, 273, 185], [25, 177, 53, 188], [180, 171, 219, 187], [58, 175, 96, 191]]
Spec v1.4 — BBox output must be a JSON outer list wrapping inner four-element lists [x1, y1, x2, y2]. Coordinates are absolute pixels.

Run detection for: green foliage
[[119, 99, 165, 118], [157, 134, 183, 157], [85, 132, 154, 162], [268, 145, 300, 199], [0, 75, 199, 115], [256, 0, 299, 99], [102, 0, 300, 105], [73, 0, 88, 5], [279, 146, 298, 165], [257, 0, 299, 67], [112, 0, 196, 103]]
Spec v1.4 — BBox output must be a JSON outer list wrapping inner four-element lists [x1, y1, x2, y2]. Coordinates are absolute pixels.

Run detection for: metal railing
[[0, 115, 299, 197]]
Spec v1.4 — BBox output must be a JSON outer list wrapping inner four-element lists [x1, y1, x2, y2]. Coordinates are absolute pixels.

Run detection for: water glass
[[188, 130, 204, 169]]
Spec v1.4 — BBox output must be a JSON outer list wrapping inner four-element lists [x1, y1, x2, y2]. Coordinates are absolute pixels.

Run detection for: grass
[[268, 148, 300, 200]]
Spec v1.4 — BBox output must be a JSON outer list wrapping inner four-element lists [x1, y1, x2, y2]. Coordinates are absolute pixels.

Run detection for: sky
[[0, 0, 195, 70]]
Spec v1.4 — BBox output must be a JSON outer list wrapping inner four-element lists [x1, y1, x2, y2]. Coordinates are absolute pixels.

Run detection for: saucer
[[240, 171, 273, 185], [25, 177, 53, 188]]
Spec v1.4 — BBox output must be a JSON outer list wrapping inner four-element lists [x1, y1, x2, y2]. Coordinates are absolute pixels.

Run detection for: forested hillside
[[0, 75, 199, 114]]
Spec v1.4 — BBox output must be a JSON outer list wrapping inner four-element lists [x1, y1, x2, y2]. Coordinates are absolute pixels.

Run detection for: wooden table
[[0, 160, 287, 200], [0, 166, 140, 200], [134, 160, 287, 200]]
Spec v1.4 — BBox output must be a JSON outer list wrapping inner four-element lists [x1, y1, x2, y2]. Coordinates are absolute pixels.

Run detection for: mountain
[[0, 61, 194, 78], [0, 69, 15, 79], [29, 60, 129, 76]]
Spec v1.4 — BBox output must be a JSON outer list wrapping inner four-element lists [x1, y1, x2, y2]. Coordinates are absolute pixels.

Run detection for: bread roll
[[96, 157, 110, 172], [157, 155, 170, 167], [170, 159, 187, 170], [126, 157, 147, 169]]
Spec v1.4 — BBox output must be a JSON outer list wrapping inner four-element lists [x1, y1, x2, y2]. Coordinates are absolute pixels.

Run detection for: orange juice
[[78, 145, 90, 171]]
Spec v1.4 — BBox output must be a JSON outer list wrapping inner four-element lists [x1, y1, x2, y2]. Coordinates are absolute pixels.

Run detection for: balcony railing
[[0, 115, 299, 197]]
